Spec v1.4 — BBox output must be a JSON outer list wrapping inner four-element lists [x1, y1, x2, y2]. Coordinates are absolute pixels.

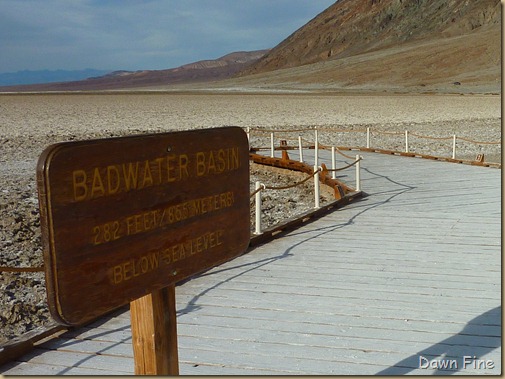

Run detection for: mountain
[[0, 50, 268, 92], [0, 69, 111, 86], [243, 0, 500, 74], [234, 0, 501, 93], [1, 0, 500, 93]]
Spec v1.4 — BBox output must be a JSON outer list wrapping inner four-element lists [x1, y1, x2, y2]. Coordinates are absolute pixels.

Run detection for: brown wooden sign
[[37, 127, 250, 326]]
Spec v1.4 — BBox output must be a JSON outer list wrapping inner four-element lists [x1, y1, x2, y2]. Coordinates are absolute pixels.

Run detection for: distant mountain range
[[0, 69, 111, 86], [0, 50, 268, 92], [0, 0, 500, 93]]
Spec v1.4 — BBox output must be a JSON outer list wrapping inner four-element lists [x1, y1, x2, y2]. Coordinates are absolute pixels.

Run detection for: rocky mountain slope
[[228, 0, 501, 93], [243, 0, 501, 74]]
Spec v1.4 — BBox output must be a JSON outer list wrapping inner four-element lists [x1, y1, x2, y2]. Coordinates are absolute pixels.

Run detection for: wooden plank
[[178, 344, 394, 375], [59, 327, 132, 343], [180, 247, 498, 284], [180, 361, 295, 376], [180, 253, 501, 279], [179, 276, 498, 301], [40, 337, 133, 357], [176, 295, 498, 327], [10, 348, 134, 373], [176, 335, 501, 374], [175, 323, 500, 362], [175, 305, 501, 336], [176, 293, 495, 319], [176, 314, 501, 347], [0, 361, 120, 375]]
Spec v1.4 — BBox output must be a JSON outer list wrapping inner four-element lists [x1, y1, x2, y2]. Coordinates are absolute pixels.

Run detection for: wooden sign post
[[37, 127, 251, 375], [130, 285, 179, 375]]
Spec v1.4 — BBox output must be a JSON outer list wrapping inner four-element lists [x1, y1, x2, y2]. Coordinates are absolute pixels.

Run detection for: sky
[[0, 0, 336, 74]]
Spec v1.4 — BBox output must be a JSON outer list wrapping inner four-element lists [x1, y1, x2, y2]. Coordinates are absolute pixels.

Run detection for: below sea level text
[[111, 229, 224, 285]]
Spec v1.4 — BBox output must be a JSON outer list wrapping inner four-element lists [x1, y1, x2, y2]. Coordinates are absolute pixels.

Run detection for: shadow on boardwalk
[[177, 165, 415, 316], [376, 306, 501, 375]]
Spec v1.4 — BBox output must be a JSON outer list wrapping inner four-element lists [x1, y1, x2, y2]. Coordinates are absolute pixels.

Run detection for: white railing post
[[298, 135, 304, 162], [270, 133, 275, 158], [405, 130, 409, 153], [366, 127, 370, 149], [314, 129, 319, 167], [331, 146, 336, 180], [314, 165, 320, 209], [356, 155, 362, 192], [246, 127, 250, 144], [452, 135, 457, 159], [254, 181, 262, 235]]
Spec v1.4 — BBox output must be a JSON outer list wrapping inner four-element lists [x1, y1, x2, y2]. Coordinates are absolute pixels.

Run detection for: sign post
[[130, 284, 179, 375], [37, 127, 251, 375]]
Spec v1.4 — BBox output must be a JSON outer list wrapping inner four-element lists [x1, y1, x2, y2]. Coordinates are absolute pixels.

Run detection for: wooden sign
[[37, 127, 250, 326]]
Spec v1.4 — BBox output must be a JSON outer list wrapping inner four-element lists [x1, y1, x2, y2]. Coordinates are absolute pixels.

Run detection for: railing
[[247, 125, 501, 166], [251, 155, 362, 235], [374, 128, 501, 161], [247, 127, 501, 167], [3, 125, 500, 273], [246, 124, 501, 234], [248, 127, 364, 235]]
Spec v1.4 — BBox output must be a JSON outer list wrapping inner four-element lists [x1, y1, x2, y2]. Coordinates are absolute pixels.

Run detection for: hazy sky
[[0, 0, 336, 73]]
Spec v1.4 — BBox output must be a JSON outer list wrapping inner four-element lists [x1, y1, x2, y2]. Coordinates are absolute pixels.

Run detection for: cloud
[[0, 0, 335, 72]]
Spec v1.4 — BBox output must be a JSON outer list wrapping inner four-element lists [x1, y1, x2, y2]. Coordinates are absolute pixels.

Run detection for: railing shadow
[[175, 160, 501, 375], [376, 306, 501, 375], [48, 307, 133, 375], [177, 163, 415, 316]]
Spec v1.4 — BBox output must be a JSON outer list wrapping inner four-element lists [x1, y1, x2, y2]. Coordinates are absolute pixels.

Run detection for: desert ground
[[0, 92, 501, 344]]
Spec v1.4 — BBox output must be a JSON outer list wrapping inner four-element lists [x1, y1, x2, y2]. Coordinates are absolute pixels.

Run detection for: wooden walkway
[[1, 151, 501, 375]]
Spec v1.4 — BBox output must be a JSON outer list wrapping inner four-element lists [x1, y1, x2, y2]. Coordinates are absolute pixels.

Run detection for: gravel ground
[[0, 93, 501, 345]]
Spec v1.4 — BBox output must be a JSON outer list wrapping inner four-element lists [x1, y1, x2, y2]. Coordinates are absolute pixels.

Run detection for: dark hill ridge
[[242, 0, 501, 75], [0, 50, 268, 92]]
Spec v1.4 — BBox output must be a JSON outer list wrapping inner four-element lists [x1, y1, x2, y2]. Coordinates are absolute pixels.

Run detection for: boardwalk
[[1, 151, 501, 375]]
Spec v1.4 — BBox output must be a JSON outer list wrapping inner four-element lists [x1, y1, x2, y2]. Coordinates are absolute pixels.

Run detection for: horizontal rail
[[249, 127, 501, 145], [249, 150, 362, 235], [249, 190, 364, 246], [246, 126, 501, 167], [338, 147, 501, 168]]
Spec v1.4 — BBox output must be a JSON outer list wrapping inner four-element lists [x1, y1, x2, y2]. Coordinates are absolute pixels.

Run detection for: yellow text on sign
[[110, 229, 224, 285], [92, 191, 234, 245], [72, 147, 240, 202]]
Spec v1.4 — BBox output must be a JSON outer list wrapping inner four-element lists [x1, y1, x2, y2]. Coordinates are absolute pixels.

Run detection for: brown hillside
[[219, 20, 499, 93], [243, 0, 501, 75]]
